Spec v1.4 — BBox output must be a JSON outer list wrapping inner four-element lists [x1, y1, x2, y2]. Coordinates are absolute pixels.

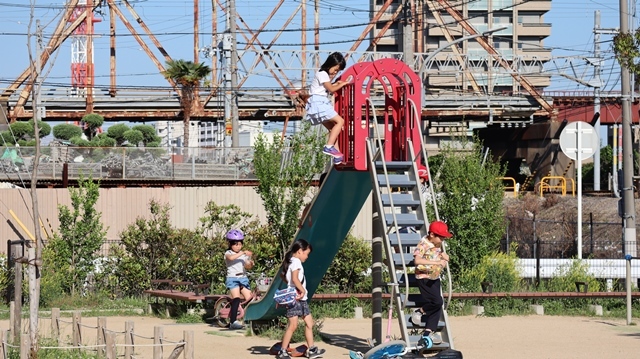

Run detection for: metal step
[[385, 213, 424, 228], [391, 253, 415, 267], [381, 193, 421, 207], [388, 232, 421, 247], [400, 293, 433, 307], [403, 314, 446, 330], [377, 174, 416, 188], [396, 273, 417, 286], [374, 161, 413, 171]]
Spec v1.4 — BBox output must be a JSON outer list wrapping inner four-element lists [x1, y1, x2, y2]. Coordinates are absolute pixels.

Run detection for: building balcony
[[516, 23, 551, 37], [516, 47, 552, 61]]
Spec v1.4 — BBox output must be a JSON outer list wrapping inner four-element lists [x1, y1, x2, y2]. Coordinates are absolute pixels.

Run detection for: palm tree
[[162, 59, 211, 147]]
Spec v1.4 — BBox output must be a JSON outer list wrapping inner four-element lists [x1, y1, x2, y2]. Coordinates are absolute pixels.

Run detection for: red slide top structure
[[334, 58, 423, 171]]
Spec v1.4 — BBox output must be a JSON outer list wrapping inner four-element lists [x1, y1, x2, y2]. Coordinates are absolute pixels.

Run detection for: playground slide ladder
[[365, 136, 453, 354]]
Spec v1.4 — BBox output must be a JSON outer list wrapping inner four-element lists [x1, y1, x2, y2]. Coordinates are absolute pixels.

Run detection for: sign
[[225, 120, 232, 136], [559, 122, 599, 161]]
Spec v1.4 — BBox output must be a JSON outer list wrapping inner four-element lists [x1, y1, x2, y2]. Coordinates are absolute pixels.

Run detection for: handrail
[[498, 176, 518, 198], [539, 176, 567, 197], [365, 97, 411, 308], [407, 97, 453, 312]]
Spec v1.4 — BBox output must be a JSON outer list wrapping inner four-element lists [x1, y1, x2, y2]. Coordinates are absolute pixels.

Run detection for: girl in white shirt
[[305, 52, 350, 165], [276, 239, 323, 359]]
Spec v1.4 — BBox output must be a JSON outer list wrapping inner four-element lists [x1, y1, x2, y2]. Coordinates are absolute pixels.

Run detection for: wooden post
[[97, 317, 106, 357], [51, 308, 60, 343], [20, 333, 29, 359], [125, 320, 134, 359], [153, 326, 163, 359], [72, 311, 81, 348], [12, 242, 22, 346], [0, 329, 5, 359], [183, 330, 194, 359], [105, 331, 116, 359], [9, 301, 14, 344]]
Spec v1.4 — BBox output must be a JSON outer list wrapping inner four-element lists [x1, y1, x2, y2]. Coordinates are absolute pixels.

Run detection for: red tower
[[69, 0, 101, 91]]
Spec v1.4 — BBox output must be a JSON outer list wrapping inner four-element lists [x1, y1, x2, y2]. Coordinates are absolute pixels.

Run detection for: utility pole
[[29, 18, 45, 356], [620, 0, 638, 257], [593, 11, 602, 191], [230, 0, 239, 147], [402, 0, 414, 66]]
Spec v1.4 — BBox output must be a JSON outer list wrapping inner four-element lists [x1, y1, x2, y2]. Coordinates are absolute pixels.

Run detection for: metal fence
[[0, 145, 256, 181], [502, 216, 637, 259]]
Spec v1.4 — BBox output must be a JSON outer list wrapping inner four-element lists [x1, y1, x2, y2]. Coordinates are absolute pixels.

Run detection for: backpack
[[273, 286, 297, 308], [433, 349, 463, 359]]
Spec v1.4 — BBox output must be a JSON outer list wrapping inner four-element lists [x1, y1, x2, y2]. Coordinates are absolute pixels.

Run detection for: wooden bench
[[312, 291, 640, 302], [144, 280, 220, 316]]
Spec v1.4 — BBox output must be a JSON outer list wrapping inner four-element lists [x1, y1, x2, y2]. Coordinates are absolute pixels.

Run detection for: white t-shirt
[[225, 249, 249, 277], [285, 257, 308, 301], [308, 70, 331, 97]]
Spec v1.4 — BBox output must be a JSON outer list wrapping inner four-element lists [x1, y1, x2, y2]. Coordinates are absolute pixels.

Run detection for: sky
[[0, 1, 632, 110]]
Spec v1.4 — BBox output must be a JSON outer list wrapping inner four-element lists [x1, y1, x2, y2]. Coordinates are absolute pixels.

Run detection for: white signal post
[[559, 122, 599, 259]]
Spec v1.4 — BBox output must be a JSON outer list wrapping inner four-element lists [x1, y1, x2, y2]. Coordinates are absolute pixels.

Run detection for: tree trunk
[[183, 114, 190, 148]]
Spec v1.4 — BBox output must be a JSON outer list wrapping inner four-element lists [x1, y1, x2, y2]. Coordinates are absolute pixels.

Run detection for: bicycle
[[349, 283, 410, 359], [212, 273, 271, 328]]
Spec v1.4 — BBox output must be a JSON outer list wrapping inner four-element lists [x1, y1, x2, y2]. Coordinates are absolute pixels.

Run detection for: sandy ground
[[6, 314, 639, 358]]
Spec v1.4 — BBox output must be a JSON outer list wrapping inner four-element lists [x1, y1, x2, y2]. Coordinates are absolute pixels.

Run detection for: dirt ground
[[9, 314, 638, 358]]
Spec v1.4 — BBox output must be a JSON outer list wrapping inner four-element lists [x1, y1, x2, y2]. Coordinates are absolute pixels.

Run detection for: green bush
[[541, 259, 601, 292], [456, 250, 523, 293], [320, 234, 372, 293]]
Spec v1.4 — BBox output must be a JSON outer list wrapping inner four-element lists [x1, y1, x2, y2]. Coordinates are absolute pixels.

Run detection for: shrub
[[320, 234, 372, 293], [542, 259, 601, 292], [46, 176, 107, 296], [456, 250, 523, 293]]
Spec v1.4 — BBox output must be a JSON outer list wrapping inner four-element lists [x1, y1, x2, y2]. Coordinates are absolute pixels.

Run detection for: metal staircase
[[365, 134, 454, 354]]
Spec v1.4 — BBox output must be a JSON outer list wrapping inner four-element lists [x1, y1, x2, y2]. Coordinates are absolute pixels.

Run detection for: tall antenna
[[69, 0, 101, 96]]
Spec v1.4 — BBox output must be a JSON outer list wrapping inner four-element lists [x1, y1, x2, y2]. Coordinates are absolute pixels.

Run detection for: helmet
[[225, 229, 245, 241]]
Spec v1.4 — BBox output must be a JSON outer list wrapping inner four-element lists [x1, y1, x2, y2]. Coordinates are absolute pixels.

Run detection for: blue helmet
[[225, 229, 245, 241]]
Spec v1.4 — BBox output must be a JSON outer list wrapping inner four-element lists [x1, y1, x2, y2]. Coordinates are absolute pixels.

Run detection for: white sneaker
[[428, 331, 442, 345], [410, 309, 423, 325], [229, 320, 244, 330]]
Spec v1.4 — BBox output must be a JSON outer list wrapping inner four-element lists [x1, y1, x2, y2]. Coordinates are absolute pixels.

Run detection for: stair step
[[391, 253, 415, 266], [377, 174, 416, 188], [388, 232, 422, 247], [374, 161, 413, 171], [381, 193, 421, 207], [400, 293, 430, 307], [403, 314, 446, 330], [385, 213, 424, 227], [396, 273, 417, 286]]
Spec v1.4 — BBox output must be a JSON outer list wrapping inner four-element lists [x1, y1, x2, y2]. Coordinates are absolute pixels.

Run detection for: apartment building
[[370, 0, 552, 94]]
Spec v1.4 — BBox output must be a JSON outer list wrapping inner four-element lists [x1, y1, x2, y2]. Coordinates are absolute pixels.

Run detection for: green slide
[[244, 168, 372, 321]]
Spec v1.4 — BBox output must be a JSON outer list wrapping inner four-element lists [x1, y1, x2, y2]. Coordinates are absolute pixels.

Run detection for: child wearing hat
[[410, 220, 452, 345]]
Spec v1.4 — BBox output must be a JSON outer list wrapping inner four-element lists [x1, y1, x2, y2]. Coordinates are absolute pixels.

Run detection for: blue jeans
[[225, 276, 250, 290]]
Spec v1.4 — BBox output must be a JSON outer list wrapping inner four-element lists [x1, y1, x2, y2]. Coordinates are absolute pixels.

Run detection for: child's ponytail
[[280, 239, 313, 281]]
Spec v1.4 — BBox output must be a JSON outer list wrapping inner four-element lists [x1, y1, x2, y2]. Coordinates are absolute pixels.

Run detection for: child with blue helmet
[[224, 229, 254, 330]]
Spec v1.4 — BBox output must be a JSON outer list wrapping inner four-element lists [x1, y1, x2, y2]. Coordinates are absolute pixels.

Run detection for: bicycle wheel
[[213, 297, 232, 328], [363, 340, 407, 359]]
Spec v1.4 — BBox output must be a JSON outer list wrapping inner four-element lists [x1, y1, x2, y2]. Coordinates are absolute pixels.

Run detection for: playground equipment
[[244, 58, 454, 356]]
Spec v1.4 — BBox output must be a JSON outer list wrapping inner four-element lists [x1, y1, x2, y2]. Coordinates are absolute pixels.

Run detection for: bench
[[144, 280, 220, 316], [312, 291, 640, 302]]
